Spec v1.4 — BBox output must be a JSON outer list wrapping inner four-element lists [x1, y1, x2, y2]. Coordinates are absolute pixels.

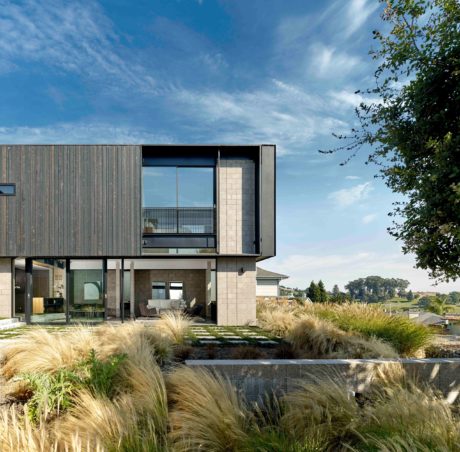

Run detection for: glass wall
[[142, 166, 215, 234], [14, 259, 26, 320], [30, 259, 66, 324], [69, 260, 105, 323]]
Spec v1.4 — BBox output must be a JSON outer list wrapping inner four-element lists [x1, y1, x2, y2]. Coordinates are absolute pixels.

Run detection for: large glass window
[[142, 166, 215, 234], [30, 259, 66, 324], [69, 260, 104, 323], [177, 168, 214, 207]]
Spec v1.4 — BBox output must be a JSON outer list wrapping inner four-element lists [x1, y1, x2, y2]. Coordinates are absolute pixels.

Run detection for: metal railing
[[143, 207, 215, 234]]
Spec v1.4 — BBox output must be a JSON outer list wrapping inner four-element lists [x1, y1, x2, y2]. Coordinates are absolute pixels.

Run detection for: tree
[[307, 281, 321, 302], [345, 276, 410, 301], [332, 284, 341, 302], [448, 291, 460, 304], [406, 290, 414, 301], [323, 0, 460, 282], [426, 297, 452, 316], [318, 280, 328, 302]]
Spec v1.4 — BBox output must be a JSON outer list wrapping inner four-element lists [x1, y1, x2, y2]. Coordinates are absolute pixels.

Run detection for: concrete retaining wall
[[186, 358, 460, 403]]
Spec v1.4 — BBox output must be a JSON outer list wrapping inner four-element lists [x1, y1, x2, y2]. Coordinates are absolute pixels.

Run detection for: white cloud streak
[[328, 182, 373, 208], [362, 213, 377, 224], [0, 0, 156, 93], [0, 123, 173, 144]]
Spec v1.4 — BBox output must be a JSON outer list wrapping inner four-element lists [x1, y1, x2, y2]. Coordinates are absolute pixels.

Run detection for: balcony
[[143, 207, 216, 235]]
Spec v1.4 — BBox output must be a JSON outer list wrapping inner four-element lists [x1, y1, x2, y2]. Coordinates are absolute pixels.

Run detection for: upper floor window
[[143, 167, 214, 208], [142, 167, 215, 234], [0, 184, 15, 196]]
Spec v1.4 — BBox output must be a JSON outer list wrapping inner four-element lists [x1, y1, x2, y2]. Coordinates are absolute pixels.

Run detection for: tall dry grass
[[281, 376, 460, 451], [257, 300, 432, 357], [168, 366, 250, 451], [1, 322, 172, 379], [286, 315, 398, 359], [157, 311, 191, 344]]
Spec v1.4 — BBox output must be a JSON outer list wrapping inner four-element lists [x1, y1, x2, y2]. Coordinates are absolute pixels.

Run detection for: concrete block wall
[[187, 358, 460, 404], [217, 257, 256, 325], [219, 158, 255, 254], [0, 258, 12, 318]]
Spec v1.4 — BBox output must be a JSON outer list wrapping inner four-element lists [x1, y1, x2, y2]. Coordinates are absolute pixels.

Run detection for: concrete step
[[0, 318, 24, 331]]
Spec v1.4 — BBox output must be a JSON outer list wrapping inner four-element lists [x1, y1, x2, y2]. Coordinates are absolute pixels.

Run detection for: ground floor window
[[69, 259, 105, 323], [30, 259, 66, 324]]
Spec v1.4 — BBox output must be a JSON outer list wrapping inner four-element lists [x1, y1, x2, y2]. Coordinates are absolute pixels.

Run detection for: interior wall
[[134, 269, 206, 312]]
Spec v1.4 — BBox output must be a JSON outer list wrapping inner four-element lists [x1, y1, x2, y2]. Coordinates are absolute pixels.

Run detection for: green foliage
[[317, 280, 328, 302], [406, 289, 414, 301], [313, 304, 431, 355], [79, 349, 126, 398], [21, 349, 126, 424], [425, 296, 452, 315], [346, 276, 410, 302], [23, 369, 82, 423], [307, 281, 321, 302], [324, 0, 460, 282]]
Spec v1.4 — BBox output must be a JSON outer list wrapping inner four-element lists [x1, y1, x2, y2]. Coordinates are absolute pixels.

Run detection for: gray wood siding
[[0, 145, 141, 257]]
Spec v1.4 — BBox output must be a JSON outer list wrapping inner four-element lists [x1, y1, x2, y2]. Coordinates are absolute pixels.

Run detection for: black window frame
[[0, 183, 16, 196]]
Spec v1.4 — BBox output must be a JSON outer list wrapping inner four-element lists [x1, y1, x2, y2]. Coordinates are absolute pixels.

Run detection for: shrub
[[23, 369, 82, 423], [79, 349, 126, 398]]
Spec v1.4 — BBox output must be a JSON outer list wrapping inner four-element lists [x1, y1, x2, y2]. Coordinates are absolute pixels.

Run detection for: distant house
[[256, 267, 289, 297]]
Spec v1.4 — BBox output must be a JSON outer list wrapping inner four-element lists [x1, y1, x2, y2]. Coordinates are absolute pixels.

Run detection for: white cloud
[[344, 0, 380, 38], [309, 43, 361, 79], [345, 175, 360, 180], [0, 123, 173, 144], [362, 213, 377, 224], [0, 0, 157, 93], [328, 182, 373, 208], [172, 79, 348, 156]]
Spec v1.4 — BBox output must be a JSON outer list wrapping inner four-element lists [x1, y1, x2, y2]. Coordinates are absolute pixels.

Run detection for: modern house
[[0, 144, 275, 326], [256, 267, 288, 298]]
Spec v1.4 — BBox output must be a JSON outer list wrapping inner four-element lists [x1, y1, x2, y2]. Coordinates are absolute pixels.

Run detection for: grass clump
[[168, 366, 250, 451], [157, 311, 192, 344], [257, 300, 432, 357]]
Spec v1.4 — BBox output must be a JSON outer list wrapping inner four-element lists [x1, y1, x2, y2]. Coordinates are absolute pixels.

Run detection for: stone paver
[[257, 340, 278, 346], [196, 335, 217, 339], [227, 340, 249, 344], [198, 340, 221, 345]]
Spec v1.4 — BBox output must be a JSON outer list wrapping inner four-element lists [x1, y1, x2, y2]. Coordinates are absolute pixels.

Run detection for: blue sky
[[0, 0, 458, 292]]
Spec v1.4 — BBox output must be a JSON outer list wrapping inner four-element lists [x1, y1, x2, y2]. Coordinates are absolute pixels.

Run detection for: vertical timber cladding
[[0, 145, 142, 257]]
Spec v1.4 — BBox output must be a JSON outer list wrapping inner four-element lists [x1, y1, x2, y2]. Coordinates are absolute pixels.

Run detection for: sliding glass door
[[69, 259, 105, 323], [30, 259, 66, 324]]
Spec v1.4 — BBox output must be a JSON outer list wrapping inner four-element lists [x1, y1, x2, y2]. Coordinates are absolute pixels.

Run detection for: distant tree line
[[345, 276, 410, 302]]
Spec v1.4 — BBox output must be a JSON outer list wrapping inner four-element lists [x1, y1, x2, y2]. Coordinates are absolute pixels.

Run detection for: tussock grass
[[1, 322, 172, 379], [0, 318, 456, 451], [168, 366, 249, 451], [281, 375, 460, 451], [287, 315, 397, 359], [257, 300, 432, 357], [157, 311, 192, 345]]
